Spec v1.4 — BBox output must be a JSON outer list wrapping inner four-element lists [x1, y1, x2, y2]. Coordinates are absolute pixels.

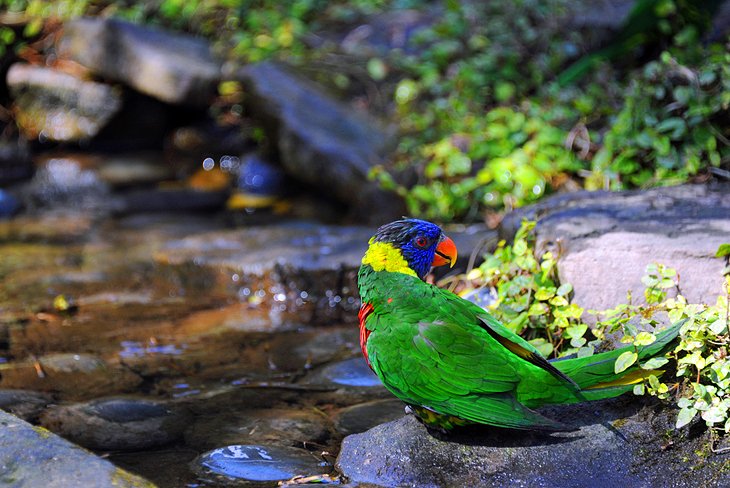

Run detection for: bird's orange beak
[[432, 236, 457, 268]]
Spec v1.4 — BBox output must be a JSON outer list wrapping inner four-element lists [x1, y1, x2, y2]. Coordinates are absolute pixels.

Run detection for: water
[[0, 210, 396, 487]]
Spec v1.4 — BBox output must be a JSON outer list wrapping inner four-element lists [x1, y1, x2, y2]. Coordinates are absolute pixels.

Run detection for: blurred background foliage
[[1, 0, 728, 222]]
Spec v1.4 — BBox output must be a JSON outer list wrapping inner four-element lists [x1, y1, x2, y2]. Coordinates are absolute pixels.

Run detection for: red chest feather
[[358, 302, 374, 370]]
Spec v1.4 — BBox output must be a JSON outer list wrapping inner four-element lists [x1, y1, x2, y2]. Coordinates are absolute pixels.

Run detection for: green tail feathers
[[551, 319, 685, 400]]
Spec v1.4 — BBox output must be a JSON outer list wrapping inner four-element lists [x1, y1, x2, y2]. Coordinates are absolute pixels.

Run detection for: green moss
[[111, 467, 158, 488]]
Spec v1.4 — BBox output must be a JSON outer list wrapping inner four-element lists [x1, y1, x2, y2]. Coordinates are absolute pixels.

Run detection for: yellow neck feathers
[[361, 238, 417, 277]]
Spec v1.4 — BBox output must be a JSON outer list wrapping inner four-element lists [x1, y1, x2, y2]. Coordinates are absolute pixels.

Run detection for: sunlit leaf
[[676, 407, 697, 429], [615, 351, 638, 374]]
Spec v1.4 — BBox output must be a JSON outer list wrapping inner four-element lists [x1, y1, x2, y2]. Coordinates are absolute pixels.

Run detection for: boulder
[[6, 64, 122, 142], [0, 410, 155, 487], [60, 18, 220, 107], [40, 397, 192, 451], [337, 398, 730, 487], [500, 184, 730, 313], [233, 61, 405, 223]]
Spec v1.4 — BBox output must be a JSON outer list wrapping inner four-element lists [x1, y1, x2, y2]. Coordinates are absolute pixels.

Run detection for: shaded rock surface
[[233, 61, 404, 223], [0, 389, 52, 421], [60, 18, 220, 107], [0, 409, 155, 487], [40, 397, 192, 450], [7, 63, 122, 142], [500, 184, 730, 313], [337, 398, 730, 487]]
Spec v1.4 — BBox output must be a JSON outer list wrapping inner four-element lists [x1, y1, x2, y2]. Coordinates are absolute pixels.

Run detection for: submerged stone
[[194, 444, 326, 483], [305, 357, 382, 388], [185, 408, 330, 450], [39, 397, 192, 451], [0, 353, 142, 400], [334, 399, 405, 435]]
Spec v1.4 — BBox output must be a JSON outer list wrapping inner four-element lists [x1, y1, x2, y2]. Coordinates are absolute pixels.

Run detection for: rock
[[155, 221, 373, 325], [6, 63, 122, 142], [500, 184, 730, 313], [0, 137, 33, 186], [96, 152, 173, 188], [236, 153, 287, 198], [334, 399, 405, 435], [0, 410, 156, 487], [306, 357, 382, 388], [338, 9, 439, 56], [336, 399, 730, 487], [0, 353, 143, 400], [233, 61, 404, 223], [185, 408, 330, 450], [23, 156, 111, 211], [193, 444, 326, 484], [60, 18, 220, 107], [39, 397, 191, 451], [0, 389, 52, 421], [0, 189, 20, 218]]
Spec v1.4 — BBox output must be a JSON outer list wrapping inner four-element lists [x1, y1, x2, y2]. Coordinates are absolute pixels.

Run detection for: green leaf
[[634, 332, 657, 346], [641, 357, 669, 370], [534, 287, 555, 300], [556, 283, 573, 296], [716, 244, 730, 258], [701, 406, 726, 424], [633, 383, 645, 395], [615, 350, 638, 374], [676, 406, 697, 429]]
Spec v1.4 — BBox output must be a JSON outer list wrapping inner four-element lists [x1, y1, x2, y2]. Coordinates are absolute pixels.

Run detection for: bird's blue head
[[363, 218, 457, 280]]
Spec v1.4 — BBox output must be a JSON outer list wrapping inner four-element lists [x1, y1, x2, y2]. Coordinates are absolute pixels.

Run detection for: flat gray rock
[[60, 18, 220, 107], [233, 61, 404, 223], [337, 399, 730, 487], [500, 184, 730, 313], [7, 63, 122, 142], [0, 410, 155, 487]]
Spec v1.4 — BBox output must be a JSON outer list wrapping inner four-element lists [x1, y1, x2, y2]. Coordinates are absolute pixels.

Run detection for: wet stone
[[23, 157, 111, 211], [334, 399, 405, 436], [0, 353, 143, 400], [185, 408, 330, 450], [6, 63, 122, 142], [155, 221, 373, 326], [193, 444, 326, 484], [0, 389, 52, 422], [0, 189, 20, 218], [310, 357, 382, 388], [39, 397, 192, 451]]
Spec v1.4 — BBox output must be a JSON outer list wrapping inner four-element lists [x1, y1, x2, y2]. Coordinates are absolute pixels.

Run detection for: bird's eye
[[414, 236, 429, 248]]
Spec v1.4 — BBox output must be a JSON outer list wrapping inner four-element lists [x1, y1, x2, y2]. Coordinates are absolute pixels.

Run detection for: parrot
[[357, 218, 681, 431]]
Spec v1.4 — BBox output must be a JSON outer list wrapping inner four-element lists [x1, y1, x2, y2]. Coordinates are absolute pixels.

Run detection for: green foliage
[[463, 221, 594, 359], [588, 46, 730, 190], [462, 221, 730, 432]]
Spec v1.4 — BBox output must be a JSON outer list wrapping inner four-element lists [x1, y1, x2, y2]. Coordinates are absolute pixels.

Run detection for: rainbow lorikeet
[[357, 219, 681, 431]]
